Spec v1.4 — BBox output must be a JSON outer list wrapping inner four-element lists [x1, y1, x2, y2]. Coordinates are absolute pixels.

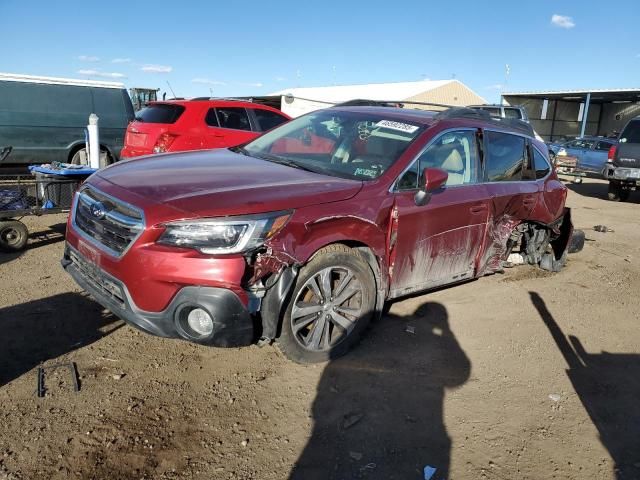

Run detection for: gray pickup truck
[[604, 116, 640, 201]]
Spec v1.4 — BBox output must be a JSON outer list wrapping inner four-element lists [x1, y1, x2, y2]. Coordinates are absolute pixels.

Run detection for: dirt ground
[[1, 178, 639, 480]]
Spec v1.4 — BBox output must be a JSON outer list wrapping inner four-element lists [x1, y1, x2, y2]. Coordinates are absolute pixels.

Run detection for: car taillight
[[153, 133, 178, 153], [607, 145, 617, 163]]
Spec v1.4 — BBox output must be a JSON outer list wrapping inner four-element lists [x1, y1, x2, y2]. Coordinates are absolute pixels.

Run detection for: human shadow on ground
[[566, 181, 640, 204], [289, 302, 471, 480], [530, 291, 640, 480], [0, 292, 122, 387]]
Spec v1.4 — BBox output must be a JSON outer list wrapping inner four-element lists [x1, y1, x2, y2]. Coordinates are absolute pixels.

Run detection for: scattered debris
[[405, 325, 416, 334], [349, 451, 363, 461], [240, 439, 248, 448], [111, 373, 125, 380], [36, 362, 80, 398], [507, 253, 525, 265], [593, 225, 614, 233], [341, 412, 364, 430], [424, 465, 438, 479], [549, 394, 561, 402]]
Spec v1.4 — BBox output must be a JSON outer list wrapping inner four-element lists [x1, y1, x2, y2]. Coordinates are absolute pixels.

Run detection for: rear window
[[134, 104, 185, 124], [595, 141, 613, 151], [485, 131, 526, 182], [621, 120, 640, 144], [253, 108, 288, 132]]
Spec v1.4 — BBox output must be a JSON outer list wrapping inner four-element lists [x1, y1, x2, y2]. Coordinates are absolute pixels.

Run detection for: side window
[[504, 108, 522, 119], [205, 108, 219, 127], [397, 130, 479, 190], [595, 141, 612, 151], [533, 148, 551, 179], [216, 107, 251, 131], [253, 108, 288, 132], [485, 131, 526, 182]]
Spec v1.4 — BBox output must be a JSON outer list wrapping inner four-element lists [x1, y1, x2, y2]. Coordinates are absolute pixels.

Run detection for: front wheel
[[276, 245, 376, 363], [0, 220, 28, 252]]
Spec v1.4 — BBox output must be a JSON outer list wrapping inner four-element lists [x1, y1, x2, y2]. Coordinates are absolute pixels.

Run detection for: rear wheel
[[608, 182, 625, 201], [0, 220, 28, 252], [70, 147, 112, 167], [276, 245, 376, 363]]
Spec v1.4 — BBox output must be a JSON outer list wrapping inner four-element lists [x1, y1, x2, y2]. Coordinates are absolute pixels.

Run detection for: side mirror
[[415, 168, 448, 206]]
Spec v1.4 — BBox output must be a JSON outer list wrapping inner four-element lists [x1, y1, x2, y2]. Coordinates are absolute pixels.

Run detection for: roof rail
[[190, 97, 254, 102]]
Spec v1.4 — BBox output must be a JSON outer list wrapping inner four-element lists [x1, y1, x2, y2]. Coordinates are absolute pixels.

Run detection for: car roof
[[150, 99, 277, 109], [328, 105, 536, 137]]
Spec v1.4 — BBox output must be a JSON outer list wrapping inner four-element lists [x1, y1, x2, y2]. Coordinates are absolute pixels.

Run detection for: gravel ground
[[1, 178, 639, 480]]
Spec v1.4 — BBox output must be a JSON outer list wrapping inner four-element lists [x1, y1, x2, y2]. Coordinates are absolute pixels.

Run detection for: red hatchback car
[[120, 99, 290, 158], [63, 106, 575, 363]]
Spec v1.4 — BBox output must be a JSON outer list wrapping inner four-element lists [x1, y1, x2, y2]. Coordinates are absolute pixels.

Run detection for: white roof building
[[269, 79, 486, 117]]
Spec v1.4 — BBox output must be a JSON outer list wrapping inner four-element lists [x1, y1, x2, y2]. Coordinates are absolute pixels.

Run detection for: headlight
[[157, 211, 292, 254]]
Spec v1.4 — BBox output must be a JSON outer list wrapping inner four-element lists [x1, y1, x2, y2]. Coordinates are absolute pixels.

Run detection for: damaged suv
[[63, 106, 574, 363]]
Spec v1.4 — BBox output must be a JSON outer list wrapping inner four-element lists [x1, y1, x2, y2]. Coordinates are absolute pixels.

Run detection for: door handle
[[470, 204, 487, 215]]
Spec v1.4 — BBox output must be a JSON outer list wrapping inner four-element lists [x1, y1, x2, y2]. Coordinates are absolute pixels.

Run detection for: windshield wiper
[[251, 152, 320, 174]]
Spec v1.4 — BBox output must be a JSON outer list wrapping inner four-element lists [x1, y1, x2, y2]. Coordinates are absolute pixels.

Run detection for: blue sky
[[1, 0, 639, 102]]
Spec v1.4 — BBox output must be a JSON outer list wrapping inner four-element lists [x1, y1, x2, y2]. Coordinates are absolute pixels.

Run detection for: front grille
[[73, 186, 144, 256], [68, 247, 126, 308]]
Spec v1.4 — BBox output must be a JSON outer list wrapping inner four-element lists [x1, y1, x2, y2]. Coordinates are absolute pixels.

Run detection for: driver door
[[389, 129, 490, 298]]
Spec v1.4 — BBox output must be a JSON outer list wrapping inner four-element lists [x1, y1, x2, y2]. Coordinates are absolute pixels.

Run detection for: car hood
[[96, 149, 363, 217]]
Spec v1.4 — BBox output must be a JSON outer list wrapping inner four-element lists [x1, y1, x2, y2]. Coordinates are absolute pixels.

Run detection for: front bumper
[[62, 244, 255, 347]]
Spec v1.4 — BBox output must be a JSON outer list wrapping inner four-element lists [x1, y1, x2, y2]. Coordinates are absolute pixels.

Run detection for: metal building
[[502, 88, 640, 141], [263, 79, 486, 117]]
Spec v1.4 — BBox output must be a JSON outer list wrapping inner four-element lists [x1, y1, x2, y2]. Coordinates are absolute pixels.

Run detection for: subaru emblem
[[90, 201, 107, 219]]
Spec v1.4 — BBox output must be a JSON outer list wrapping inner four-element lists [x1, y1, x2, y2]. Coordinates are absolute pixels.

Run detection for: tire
[[0, 220, 28, 252], [276, 244, 376, 363], [573, 176, 583, 184], [619, 189, 631, 202], [70, 147, 112, 168], [608, 182, 622, 201]]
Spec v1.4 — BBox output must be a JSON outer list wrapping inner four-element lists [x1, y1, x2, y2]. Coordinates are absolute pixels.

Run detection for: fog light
[[187, 308, 214, 336]]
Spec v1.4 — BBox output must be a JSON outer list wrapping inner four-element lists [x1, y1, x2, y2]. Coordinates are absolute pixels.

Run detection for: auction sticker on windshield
[[375, 120, 419, 134]]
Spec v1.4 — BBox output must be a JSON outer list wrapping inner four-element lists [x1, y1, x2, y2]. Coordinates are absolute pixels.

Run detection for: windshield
[[242, 110, 424, 180]]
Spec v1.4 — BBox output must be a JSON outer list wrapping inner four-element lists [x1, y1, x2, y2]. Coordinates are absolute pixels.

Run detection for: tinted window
[[216, 107, 251, 131], [504, 108, 522, 119], [135, 104, 185, 124], [533, 148, 551, 179], [596, 141, 613, 151], [480, 107, 502, 117], [621, 120, 640, 144], [485, 131, 526, 182], [205, 108, 219, 127], [398, 130, 479, 189], [92, 88, 129, 128], [253, 108, 288, 132]]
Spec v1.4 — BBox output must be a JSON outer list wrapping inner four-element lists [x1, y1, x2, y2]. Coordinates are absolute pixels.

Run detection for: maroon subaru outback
[[63, 106, 573, 363]]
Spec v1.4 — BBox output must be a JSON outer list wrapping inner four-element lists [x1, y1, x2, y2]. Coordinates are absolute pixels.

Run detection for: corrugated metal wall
[[504, 95, 640, 140]]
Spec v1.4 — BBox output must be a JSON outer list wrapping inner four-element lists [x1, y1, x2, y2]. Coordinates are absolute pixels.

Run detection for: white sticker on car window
[[375, 120, 419, 134]]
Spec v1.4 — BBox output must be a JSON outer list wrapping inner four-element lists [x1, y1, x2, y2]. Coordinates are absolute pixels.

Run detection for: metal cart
[[0, 146, 96, 252]]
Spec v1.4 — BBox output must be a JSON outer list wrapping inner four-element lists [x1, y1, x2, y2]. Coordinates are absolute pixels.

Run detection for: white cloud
[[141, 64, 173, 73], [243, 82, 264, 88], [78, 55, 100, 62], [275, 76, 287, 82], [485, 84, 504, 90], [192, 78, 226, 86], [77, 69, 126, 79], [111, 58, 132, 64], [551, 14, 575, 29]]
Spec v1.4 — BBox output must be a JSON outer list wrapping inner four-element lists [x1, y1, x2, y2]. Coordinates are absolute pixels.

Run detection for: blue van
[[0, 73, 134, 165]]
